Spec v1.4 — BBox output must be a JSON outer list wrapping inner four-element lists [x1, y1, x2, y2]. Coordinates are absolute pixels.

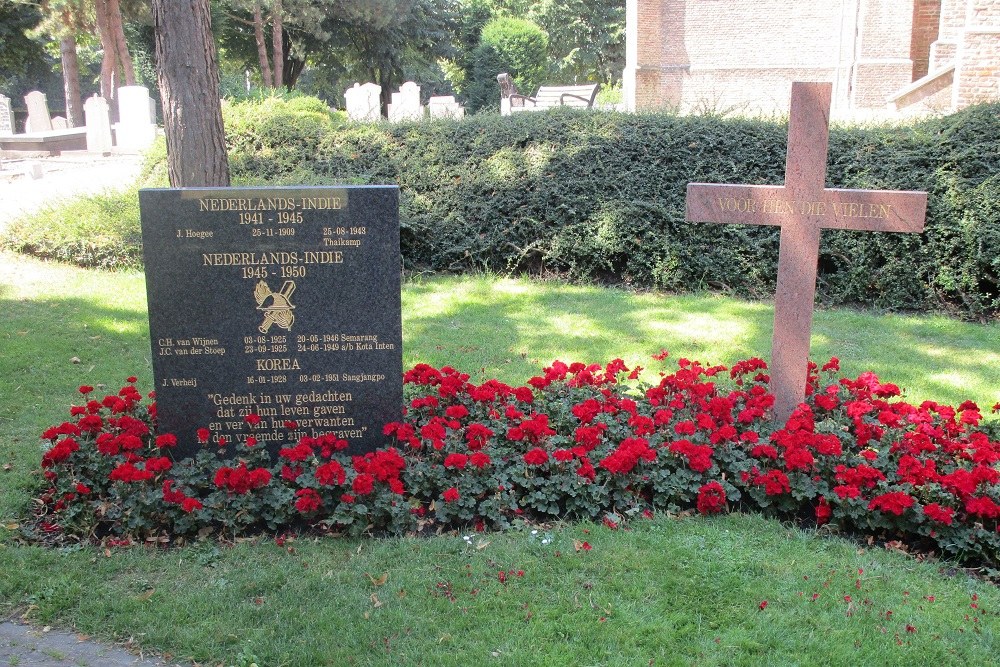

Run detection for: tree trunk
[[152, 0, 230, 187], [271, 0, 284, 89], [252, 2, 273, 88], [107, 0, 136, 86], [94, 0, 116, 104], [60, 34, 84, 127]]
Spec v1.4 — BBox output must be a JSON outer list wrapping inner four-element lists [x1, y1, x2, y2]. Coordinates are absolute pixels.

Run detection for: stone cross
[[0, 94, 13, 136], [24, 90, 52, 133], [344, 82, 382, 122], [685, 82, 927, 424]]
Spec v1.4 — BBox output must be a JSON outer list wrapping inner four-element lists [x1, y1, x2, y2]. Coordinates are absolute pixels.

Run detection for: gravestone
[[51, 116, 68, 130], [115, 85, 156, 151], [0, 94, 13, 136], [139, 186, 403, 457], [685, 82, 927, 424], [428, 95, 465, 119], [84, 95, 113, 153], [344, 82, 382, 122], [387, 82, 423, 122], [24, 91, 52, 133]]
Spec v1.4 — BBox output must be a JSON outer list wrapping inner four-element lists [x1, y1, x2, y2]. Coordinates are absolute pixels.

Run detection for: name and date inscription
[[157, 193, 394, 443]]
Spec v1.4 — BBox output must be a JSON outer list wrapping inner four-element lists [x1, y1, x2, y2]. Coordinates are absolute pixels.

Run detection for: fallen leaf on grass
[[136, 589, 155, 601], [5, 523, 18, 530], [476, 540, 491, 550], [366, 571, 388, 586], [76, 634, 90, 642], [370, 593, 383, 608], [2, 464, 12, 471]]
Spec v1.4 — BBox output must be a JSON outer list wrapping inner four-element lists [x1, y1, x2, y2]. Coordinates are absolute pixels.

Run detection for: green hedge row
[[226, 102, 1000, 321]]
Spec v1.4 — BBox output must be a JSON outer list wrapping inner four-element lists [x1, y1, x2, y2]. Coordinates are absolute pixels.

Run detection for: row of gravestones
[[345, 81, 465, 122], [0, 87, 157, 153]]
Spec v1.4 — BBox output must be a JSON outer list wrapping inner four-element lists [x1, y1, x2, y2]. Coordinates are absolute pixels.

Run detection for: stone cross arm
[[686, 183, 927, 233]]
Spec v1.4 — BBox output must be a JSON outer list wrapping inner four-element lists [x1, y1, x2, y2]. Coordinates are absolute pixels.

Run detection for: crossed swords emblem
[[254, 280, 296, 333]]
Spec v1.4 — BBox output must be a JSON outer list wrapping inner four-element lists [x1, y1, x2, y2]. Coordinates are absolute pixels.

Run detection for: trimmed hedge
[[5, 98, 998, 320], [227, 103, 1000, 320]]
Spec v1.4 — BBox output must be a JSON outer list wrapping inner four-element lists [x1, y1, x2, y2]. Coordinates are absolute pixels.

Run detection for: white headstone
[[51, 116, 68, 130], [24, 91, 52, 133], [84, 95, 113, 154], [115, 85, 156, 151], [428, 95, 465, 119], [345, 82, 382, 122], [388, 82, 423, 122], [0, 94, 13, 136]]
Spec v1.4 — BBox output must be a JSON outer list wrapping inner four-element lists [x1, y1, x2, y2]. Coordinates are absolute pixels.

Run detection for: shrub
[[32, 357, 1000, 569], [5, 97, 1000, 320], [0, 187, 146, 270], [300, 104, 1000, 320], [466, 16, 549, 112], [224, 95, 346, 183]]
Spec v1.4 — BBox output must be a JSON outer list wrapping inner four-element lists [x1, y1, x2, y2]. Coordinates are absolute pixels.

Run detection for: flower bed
[[35, 356, 1000, 567]]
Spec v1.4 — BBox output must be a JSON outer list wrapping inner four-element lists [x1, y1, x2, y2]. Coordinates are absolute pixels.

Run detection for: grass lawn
[[1, 250, 999, 665]]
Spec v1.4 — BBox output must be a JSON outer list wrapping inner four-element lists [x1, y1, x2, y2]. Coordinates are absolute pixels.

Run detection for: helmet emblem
[[254, 280, 296, 333]]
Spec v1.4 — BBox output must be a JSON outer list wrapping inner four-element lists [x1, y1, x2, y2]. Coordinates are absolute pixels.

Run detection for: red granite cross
[[685, 82, 927, 424]]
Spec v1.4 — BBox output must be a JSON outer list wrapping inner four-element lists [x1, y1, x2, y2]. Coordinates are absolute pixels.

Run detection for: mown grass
[[1, 251, 999, 664]]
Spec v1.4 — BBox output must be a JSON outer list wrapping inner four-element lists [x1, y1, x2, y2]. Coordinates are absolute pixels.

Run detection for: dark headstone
[[139, 186, 402, 457], [686, 82, 927, 423]]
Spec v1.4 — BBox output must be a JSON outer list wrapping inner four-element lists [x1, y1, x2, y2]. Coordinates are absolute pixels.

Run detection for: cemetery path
[[0, 620, 186, 666], [0, 154, 144, 234]]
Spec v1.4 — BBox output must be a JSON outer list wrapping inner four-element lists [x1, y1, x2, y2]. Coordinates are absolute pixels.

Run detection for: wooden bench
[[497, 73, 600, 115]]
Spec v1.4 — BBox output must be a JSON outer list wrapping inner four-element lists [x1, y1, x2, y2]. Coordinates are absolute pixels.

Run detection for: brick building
[[623, 0, 1000, 117]]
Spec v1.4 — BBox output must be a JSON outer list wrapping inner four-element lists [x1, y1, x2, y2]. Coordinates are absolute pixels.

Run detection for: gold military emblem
[[255, 280, 296, 333]]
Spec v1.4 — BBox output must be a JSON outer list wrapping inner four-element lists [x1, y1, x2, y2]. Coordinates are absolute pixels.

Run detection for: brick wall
[[626, 0, 916, 114], [911, 0, 942, 78], [955, 0, 1000, 107], [625, 0, 1000, 115]]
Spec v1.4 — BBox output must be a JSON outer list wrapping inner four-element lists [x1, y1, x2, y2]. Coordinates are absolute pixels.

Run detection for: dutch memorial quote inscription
[[140, 187, 402, 457]]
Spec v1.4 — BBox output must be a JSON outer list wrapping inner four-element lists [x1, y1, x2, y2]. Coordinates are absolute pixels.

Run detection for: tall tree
[[28, 0, 90, 126], [321, 0, 458, 114], [152, 0, 230, 187], [220, 0, 324, 90], [94, 0, 136, 104]]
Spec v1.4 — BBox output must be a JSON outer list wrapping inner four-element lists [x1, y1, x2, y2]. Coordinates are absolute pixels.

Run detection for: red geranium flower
[[696, 481, 727, 515], [294, 489, 323, 513], [443, 487, 460, 502], [523, 448, 549, 465], [352, 473, 375, 496]]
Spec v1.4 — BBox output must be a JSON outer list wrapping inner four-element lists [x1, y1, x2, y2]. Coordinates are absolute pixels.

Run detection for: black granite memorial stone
[[139, 186, 402, 458]]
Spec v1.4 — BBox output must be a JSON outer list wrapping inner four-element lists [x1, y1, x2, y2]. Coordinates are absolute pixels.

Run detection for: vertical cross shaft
[[770, 83, 832, 423]]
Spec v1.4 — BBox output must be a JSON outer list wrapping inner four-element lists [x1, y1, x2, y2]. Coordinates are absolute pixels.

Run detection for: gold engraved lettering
[[198, 197, 298, 212], [300, 197, 343, 210], [303, 251, 344, 264], [256, 358, 301, 371]]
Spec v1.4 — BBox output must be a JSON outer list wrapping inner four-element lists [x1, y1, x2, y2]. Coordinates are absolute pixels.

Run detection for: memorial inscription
[[140, 186, 402, 457]]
